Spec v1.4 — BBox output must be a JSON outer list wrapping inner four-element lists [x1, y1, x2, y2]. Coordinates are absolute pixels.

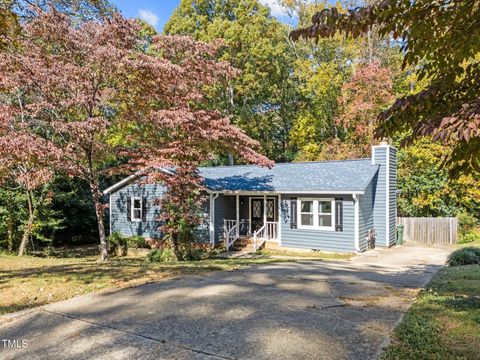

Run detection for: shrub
[[146, 248, 177, 262], [457, 211, 479, 234], [180, 247, 206, 261], [107, 232, 127, 256], [459, 231, 480, 244], [126, 235, 148, 249], [43, 246, 58, 257], [447, 247, 480, 266]]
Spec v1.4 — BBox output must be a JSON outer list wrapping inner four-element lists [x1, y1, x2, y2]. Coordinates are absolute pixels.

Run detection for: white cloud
[[259, 0, 290, 17], [138, 9, 159, 27]]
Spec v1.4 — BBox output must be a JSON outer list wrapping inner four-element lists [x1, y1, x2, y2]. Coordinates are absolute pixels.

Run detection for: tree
[[0, 0, 115, 49], [0, 121, 63, 255], [283, 1, 361, 160], [164, 0, 301, 162], [318, 61, 395, 160], [11, 0, 115, 20], [123, 35, 272, 258], [0, 1, 20, 49], [0, 186, 26, 252], [397, 138, 480, 218], [291, 0, 480, 173], [0, 9, 270, 260]]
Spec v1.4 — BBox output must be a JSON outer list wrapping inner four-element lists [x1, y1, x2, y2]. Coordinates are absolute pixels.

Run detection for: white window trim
[[297, 198, 335, 231], [131, 196, 142, 222]]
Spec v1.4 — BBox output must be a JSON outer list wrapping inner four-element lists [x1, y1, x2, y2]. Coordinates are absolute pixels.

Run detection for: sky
[[110, 0, 295, 32]]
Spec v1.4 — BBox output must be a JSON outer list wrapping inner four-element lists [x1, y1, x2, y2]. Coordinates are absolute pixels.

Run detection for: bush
[[457, 211, 479, 234], [146, 248, 177, 262], [179, 247, 206, 261], [107, 232, 127, 256], [43, 246, 58, 257], [126, 235, 148, 249], [447, 247, 480, 266], [459, 231, 480, 244]]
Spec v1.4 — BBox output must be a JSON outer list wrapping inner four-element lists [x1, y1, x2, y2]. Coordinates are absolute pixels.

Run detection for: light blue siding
[[280, 194, 356, 253], [373, 147, 386, 246], [213, 195, 235, 244], [110, 182, 210, 242], [359, 177, 376, 251], [110, 183, 165, 239], [372, 145, 397, 248], [388, 147, 398, 246], [194, 200, 210, 243]]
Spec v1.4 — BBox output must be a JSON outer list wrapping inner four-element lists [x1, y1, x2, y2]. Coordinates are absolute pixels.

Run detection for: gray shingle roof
[[199, 159, 379, 193]]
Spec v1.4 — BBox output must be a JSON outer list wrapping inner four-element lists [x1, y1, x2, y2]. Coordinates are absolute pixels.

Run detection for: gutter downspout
[[353, 194, 360, 253], [109, 194, 112, 236], [210, 193, 219, 246]]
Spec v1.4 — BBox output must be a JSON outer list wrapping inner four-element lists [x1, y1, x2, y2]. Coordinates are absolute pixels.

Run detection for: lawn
[[0, 248, 292, 317], [382, 263, 480, 359]]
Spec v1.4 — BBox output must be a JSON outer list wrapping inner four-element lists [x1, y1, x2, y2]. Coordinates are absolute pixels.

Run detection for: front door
[[250, 198, 275, 233]]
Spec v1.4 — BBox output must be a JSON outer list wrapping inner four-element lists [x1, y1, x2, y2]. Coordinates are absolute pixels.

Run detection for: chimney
[[372, 143, 397, 247]]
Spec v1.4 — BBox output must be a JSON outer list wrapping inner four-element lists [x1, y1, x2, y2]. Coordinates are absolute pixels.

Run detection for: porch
[[213, 194, 280, 251]]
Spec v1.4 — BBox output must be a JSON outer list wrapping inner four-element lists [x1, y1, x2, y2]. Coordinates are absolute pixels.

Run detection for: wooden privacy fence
[[397, 217, 458, 245]]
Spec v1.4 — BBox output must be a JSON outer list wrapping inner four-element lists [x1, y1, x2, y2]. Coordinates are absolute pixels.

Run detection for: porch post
[[236, 194, 240, 238], [263, 194, 267, 226], [209, 193, 214, 245]]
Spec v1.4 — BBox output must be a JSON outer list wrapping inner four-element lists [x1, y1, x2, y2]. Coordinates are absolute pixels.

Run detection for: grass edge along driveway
[[382, 263, 480, 359]]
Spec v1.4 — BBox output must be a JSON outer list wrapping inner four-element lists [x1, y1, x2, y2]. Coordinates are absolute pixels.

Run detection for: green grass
[[382, 264, 480, 359], [0, 248, 291, 316], [256, 248, 353, 260], [458, 227, 480, 247]]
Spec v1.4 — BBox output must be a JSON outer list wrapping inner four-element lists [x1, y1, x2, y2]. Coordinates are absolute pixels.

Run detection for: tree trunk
[[89, 180, 108, 262], [18, 190, 34, 256], [367, 29, 373, 63], [7, 214, 13, 252], [7, 194, 14, 252]]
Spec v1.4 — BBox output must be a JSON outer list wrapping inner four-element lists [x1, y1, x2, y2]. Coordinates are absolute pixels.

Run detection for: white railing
[[253, 221, 278, 251], [224, 220, 237, 233], [225, 224, 238, 251], [224, 219, 239, 251]]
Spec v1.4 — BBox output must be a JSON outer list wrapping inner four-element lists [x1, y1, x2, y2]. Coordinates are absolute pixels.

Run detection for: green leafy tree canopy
[[291, 0, 480, 173]]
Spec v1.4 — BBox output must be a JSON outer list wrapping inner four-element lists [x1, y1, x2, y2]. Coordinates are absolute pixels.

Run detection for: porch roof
[[199, 158, 378, 194]]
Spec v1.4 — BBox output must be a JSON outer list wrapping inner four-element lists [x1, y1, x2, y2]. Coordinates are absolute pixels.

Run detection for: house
[[103, 142, 397, 253]]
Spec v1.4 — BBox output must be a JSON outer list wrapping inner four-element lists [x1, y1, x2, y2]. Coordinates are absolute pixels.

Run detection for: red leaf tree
[[0, 105, 63, 255], [319, 61, 395, 160], [0, 9, 271, 260]]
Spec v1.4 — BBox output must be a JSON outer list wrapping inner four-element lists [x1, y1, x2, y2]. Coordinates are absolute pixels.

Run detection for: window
[[297, 198, 335, 231], [131, 197, 142, 221], [300, 200, 314, 226], [318, 200, 332, 227]]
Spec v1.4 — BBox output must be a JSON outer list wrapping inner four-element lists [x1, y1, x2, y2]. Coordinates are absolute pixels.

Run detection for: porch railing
[[253, 221, 278, 251], [224, 219, 278, 252], [224, 220, 237, 233], [223, 219, 239, 251], [225, 224, 238, 251]]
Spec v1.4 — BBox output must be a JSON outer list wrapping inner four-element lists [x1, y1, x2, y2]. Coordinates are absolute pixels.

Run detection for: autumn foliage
[[292, 0, 480, 173], [318, 61, 394, 160], [0, 9, 270, 260]]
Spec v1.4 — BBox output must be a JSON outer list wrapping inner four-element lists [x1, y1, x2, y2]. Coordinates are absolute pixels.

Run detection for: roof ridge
[[200, 158, 373, 170]]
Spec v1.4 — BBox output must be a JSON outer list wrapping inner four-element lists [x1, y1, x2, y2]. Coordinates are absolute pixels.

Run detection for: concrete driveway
[[0, 245, 450, 360]]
